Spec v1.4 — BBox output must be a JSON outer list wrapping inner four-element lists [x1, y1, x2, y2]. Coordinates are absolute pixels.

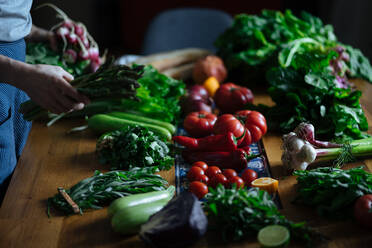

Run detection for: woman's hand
[[20, 64, 90, 114]]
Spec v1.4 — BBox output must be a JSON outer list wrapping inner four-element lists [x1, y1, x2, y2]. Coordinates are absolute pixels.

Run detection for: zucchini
[[111, 198, 170, 235], [108, 186, 175, 217], [88, 114, 172, 140], [107, 111, 176, 134]]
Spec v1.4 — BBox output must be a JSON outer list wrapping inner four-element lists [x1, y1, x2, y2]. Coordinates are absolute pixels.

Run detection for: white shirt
[[0, 0, 32, 42]]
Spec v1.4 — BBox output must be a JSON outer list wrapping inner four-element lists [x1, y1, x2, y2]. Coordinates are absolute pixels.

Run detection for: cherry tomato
[[187, 166, 205, 181], [209, 173, 228, 188], [241, 169, 258, 187], [213, 114, 245, 145], [354, 194, 372, 228], [205, 166, 222, 179], [197, 174, 209, 185], [183, 111, 217, 137], [189, 181, 208, 199], [223, 169, 238, 180], [229, 176, 244, 188], [192, 161, 208, 171]]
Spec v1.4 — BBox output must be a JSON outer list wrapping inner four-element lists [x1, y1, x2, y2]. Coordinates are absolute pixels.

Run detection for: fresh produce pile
[[48, 167, 168, 215], [205, 185, 323, 246], [293, 166, 372, 220], [96, 126, 173, 171], [33, 5, 372, 247], [27, 4, 105, 76], [215, 10, 372, 141]]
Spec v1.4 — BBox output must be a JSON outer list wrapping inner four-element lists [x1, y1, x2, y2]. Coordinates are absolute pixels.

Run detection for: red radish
[[62, 20, 73, 29], [82, 37, 90, 48], [74, 23, 85, 38], [63, 49, 77, 64], [56, 26, 69, 38], [90, 60, 100, 72], [88, 47, 99, 60], [79, 49, 90, 60], [66, 32, 78, 44]]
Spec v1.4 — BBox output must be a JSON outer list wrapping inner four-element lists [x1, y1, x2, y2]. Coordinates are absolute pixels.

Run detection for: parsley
[[97, 126, 174, 171]]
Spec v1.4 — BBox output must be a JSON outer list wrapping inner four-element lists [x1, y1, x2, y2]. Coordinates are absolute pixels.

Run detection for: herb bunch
[[204, 185, 323, 247], [97, 126, 174, 171], [293, 166, 372, 219], [48, 167, 168, 215]]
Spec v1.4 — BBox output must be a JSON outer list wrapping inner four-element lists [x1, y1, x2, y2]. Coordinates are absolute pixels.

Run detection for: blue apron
[[0, 39, 32, 186]]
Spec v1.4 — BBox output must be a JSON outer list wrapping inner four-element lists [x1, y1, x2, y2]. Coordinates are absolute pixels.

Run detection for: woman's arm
[[25, 25, 57, 50], [0, 55, 89, 114]]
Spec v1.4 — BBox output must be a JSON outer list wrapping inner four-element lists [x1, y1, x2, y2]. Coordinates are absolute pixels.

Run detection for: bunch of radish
[[39, 3, 104, 72]]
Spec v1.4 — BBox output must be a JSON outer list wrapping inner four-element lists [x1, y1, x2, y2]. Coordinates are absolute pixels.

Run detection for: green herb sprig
[[204, 185, 324, 247], [96, 126, 174, 171], [293, 166, 372, 218], [48, 167, 168, 215]]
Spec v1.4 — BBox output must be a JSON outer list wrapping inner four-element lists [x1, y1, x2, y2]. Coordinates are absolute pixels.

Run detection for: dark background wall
[[31, 0, 372, 60]]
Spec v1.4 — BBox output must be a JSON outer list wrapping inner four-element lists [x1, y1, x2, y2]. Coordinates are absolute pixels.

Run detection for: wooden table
[[1, 80, 372, 248]]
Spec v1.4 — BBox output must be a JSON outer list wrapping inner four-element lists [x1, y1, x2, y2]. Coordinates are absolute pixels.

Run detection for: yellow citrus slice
[[203, 76, 220, 97], [251, 177, 279, 194]]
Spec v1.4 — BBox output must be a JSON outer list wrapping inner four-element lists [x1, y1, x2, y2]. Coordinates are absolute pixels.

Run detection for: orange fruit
[[251, 177, 279, 194]]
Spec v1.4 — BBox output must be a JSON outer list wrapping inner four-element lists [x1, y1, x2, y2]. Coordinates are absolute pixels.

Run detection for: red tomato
[[223, 169, 238, 180], [183, 111, 217, 137], [197, 174, 209, 185], [192, 161, 208, 171], [241, 169, 258, 187], [189, 181, 208, 199], [229, 176, 244, 188], [214, 83, 254, 113], [209, 174, 228, 188], [354, 194, 372, 228], [213, 114, 245, 145], [205, 166, 222, 179], [235, 110, 267, 145], [187, 166, 205, 181]]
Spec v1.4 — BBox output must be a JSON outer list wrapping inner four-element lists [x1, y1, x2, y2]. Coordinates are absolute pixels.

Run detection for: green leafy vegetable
[[26, 42, 89, 77], [293, 166, 372, 219], [217, 10, 372, 140], [119, 65, 185, 123], [259, 66, 369, 140], [204, 185, 324, 246], [48, 167, 168, 215], [96, 126, 174, 171]]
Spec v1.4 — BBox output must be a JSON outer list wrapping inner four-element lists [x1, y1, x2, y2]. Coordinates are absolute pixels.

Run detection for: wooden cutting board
[[0, 80, 371, 248]]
